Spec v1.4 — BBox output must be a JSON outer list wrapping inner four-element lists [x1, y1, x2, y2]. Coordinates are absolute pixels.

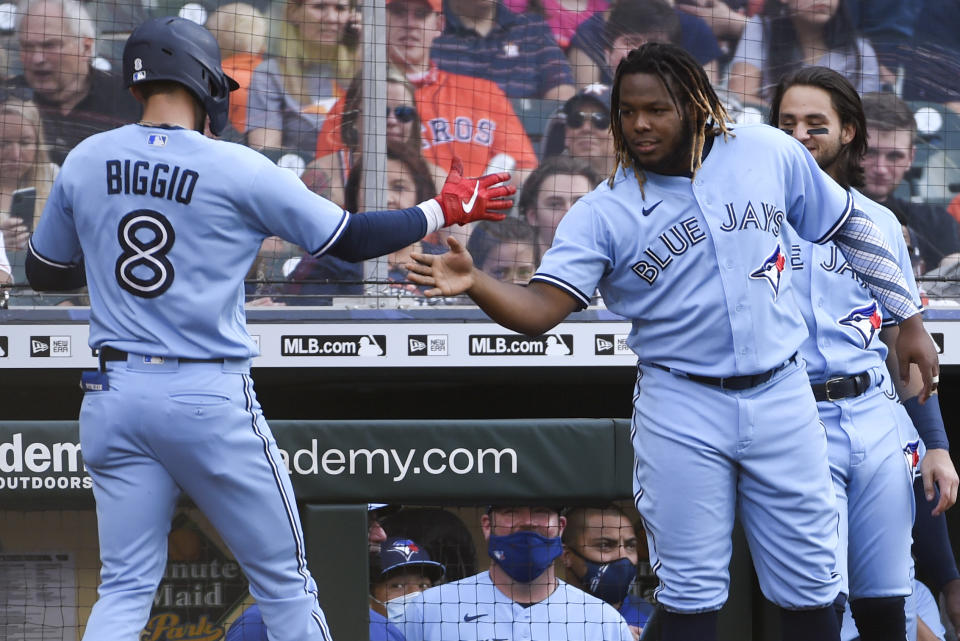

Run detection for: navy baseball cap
[[563, 83, 612, 115], [375, 537, 445, 582]]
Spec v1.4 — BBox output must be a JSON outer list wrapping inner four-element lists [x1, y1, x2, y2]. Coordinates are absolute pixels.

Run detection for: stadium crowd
[[1, 0, 959, 305]]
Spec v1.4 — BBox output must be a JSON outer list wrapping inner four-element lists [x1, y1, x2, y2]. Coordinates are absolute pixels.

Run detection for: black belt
[[99, 346, 224, 364], [647, 354, 797, 391], [811, 372, 872, 402]]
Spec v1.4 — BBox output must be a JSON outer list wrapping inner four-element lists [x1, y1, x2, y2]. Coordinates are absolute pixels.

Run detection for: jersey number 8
[[115, 210, 176, 298]]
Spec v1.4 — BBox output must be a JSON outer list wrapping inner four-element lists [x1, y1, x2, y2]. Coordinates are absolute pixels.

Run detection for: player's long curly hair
[[768, 66, 867, 190], [609, 43, 732, 193]]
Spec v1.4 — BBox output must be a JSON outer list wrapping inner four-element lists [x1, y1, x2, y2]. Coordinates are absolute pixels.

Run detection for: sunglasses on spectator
[[387, 105, 416, 123], [565, 111, 609, 130]]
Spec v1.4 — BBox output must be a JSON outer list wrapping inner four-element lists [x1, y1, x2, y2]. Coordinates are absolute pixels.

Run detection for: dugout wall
[[0, 418, 759, 640]]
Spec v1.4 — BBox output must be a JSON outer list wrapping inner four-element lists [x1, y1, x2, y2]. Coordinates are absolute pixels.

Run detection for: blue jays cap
[[375, 537, 445, 582]]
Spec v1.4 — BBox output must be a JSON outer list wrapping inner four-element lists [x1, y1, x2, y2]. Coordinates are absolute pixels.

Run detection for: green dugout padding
[[0, 419, 635, 508], [0, 419, 759, 639]]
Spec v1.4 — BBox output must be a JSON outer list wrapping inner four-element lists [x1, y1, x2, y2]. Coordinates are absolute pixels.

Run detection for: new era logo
[[30, 335, 71, 357], [594, 334, 632, 356], [31, 337, 50, 356], [0, 336, 7, 357], [408, 335, 448, 356]]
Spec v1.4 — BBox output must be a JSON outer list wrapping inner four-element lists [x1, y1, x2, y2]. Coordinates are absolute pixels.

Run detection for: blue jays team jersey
[[388, 571, 634, 641], [534, 124, 853, 377], [30, 124, 348, 359], [786, 190, 922, 380]]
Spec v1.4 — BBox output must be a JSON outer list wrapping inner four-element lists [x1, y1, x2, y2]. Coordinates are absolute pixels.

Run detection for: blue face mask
[[488, 531, 563, 583], [571, 552, 637, 605]]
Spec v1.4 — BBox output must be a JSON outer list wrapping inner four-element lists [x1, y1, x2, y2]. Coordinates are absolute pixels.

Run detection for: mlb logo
[[147, 133, 167, 146], [503, 43, 519, 57], [133, 70, 146, 82], [0, 336, 7, 357], [931, 333, 944, 354]]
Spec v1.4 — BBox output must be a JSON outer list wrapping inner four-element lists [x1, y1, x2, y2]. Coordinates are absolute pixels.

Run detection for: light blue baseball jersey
[[387, 570, 634, 641], [534, 124, 853, 377], [786, 189, 922, 380], [29, 124, 349, 359]]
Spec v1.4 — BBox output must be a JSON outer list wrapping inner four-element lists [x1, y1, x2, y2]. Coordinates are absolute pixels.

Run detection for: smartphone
[[9, 187, 36, 233]]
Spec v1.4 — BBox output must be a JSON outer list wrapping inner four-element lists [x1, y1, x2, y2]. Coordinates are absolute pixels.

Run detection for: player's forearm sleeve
[[832, 209, 920, 323], [325, 206, 427, 262], [912, 477, 960, 591], [904, 395, 950, 450], [25, 240, 86, 291]]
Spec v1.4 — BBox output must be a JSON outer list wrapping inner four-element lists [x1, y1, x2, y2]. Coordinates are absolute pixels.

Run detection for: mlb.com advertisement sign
[[281, 334, 387, 357], [469, 334, 573, 356]]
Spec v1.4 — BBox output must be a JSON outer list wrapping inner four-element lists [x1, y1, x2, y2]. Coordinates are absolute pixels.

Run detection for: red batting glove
[[435, 156, 517, 226]]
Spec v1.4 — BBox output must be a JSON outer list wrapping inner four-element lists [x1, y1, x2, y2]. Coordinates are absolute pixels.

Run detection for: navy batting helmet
[[123, 17, 239, 135]]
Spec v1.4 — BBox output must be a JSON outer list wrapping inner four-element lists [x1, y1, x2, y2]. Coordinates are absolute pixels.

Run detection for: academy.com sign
[[278, 441, 518, 482], [0, 432, 92, 490], [0, 432, 518, 492]]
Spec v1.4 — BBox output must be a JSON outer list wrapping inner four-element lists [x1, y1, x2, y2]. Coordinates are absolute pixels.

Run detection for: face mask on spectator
[[568, 548, 637, 604], [487, 530, 562, 583]]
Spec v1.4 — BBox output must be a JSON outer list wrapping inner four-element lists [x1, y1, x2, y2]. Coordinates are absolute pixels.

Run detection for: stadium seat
[[510, 97, 564, 147]]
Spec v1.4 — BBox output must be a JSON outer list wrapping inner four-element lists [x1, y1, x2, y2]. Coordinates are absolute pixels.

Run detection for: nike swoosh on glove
[[436, 156, 517, 226]]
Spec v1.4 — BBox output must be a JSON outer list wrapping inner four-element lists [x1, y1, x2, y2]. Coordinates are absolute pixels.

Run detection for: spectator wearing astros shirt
[[315, 0, 539, 193]]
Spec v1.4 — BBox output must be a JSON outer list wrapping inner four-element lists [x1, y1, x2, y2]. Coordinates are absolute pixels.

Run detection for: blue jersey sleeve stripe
[[814, 191, 854, 244], [530, 273, 591, 308], [881, 301, 926, 327], [309, 209, 350, 257], [27, 238, 75, 268]]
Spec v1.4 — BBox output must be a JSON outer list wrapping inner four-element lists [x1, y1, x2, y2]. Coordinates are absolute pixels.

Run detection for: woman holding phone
[[0, 91, 59, 290]]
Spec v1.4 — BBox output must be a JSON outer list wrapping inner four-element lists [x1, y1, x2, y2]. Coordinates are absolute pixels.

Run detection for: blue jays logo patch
[[147, 133, 167, 147], [903, 439, 920, 479], [839, 301, 882, 348], [750, 244, 786, 298], [388, 539, 421, 560]]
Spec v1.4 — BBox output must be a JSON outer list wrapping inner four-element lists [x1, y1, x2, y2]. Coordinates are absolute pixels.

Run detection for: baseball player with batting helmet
[[769, 65, 958, 641], [24, 16, 513, 641], [406, 43, 939, 641]]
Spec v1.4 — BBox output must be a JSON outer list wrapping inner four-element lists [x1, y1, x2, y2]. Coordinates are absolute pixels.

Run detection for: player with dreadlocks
[[405, 42, 938, 641], [607, 44, 733, 192]]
